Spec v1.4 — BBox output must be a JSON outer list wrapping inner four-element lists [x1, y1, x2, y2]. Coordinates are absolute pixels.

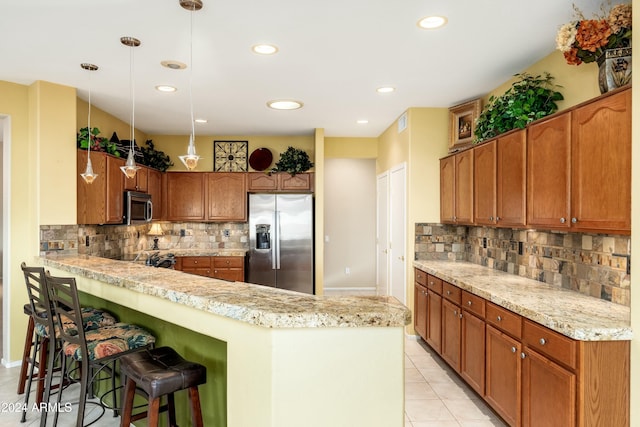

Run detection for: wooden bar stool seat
[[119, 346, 207, 427]]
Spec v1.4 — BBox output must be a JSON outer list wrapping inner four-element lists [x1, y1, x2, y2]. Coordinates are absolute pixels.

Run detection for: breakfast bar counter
[[40, 255, 411, 427]]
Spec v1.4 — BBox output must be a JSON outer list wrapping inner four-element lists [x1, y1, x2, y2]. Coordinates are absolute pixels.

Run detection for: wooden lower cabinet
[[441, 299, 461, 371], [176, 256, 245, 282], [414, 281, 428, 340], [414, 268, 630, 427], [522, 346, 575, 427], [426, 290, 442, 353], [460, 309, 485, 395], [485, 325, 522, 427]]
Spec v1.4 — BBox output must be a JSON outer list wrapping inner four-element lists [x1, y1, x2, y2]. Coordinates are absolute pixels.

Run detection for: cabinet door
[[212, 257, 245, 282], [461, 310, 485, 396], [165, 172, 206, 221], [208, 173, 247, 221], [124, 166, 148, 192], [77, 150, 107, 225], [440, 156, 455, 224], [106, 156, 125, 224], [414, 282, 428, 340], [147, 168, 162, 220], [571, 89, 631, 233], [455, 150, 474, 224], [247, 172, 278, 191], [441, 299, 462, 371], [522, 347, 576, 427], [527, 112, 571, 229], [426, 291, 442, 354], [473, 141, 496, 225], [485, 325, 521, 427], [497, 130, 526, 227]]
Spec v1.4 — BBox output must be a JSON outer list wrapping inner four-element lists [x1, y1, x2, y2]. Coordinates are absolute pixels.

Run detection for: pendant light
[[120, 36, 141, 179], [80, 63, 99, 184], [178, 0, 203, 170]]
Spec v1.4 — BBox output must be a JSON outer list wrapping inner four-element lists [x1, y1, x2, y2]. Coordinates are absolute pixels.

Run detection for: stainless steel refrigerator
[[247, 193, 314, 294]]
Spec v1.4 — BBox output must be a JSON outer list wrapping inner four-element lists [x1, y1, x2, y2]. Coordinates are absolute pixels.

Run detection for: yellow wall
[[377, 112, 410, 174], [77, 99, 148, 147], [325, 137, 377, 159], [148, 134, 315, 172]]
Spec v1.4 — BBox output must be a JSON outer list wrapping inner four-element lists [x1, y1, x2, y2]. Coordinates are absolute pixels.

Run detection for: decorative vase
[[597, 47, 631, 94]]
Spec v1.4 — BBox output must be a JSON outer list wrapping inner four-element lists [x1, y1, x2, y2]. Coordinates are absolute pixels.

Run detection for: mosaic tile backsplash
[[415, 223, 631, 306], [41, 222, 249, 260]]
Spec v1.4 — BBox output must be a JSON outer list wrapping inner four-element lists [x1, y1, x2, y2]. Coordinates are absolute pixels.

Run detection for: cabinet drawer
[[426, 275, 443, 294], [523, 320, 577, 370], [213, 256, 244, 268], [461, 291, 485, 318], [486, 302, 521, 339], [415, 268, 427, 286], [442, 282, 461, 305], [181, 256, 211, 268]]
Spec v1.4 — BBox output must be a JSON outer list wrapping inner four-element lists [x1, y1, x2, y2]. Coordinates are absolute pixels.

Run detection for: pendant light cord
[[87, 70, 92, 160], [189, 6, 195, 143], [130, 44, 136, 150]]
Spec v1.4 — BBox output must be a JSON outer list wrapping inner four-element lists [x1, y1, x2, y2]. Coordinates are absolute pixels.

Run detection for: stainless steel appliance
[[248, 194, 314, 294], [123, 191, 153, 225]]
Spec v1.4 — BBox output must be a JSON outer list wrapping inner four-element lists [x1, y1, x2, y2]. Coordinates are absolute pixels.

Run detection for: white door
[[389, 164, 406, 304], [376, 172, 389, 296]]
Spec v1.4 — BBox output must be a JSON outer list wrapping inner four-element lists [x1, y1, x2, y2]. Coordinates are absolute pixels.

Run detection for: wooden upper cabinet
[[247, 172, 314, 192], [496, 129, 526, 227], [571, 89, 631, 234], [527, 112, 572, 229], [124, 166, 148, 192], [473, 141, 497, 225], [77, 150, 107, 225], [279, 172, 313, 191], [454, 150, 474, 224], [247, 173, 278, 191], [147, 168, 162, 220], [165, 172, 207, 221], [207, 173, 247, 221], [105, 156, 125, 224], [440, 156, 455, 224]]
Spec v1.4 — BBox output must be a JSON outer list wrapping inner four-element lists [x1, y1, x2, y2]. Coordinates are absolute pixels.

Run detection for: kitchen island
[[40, 255, 411, 427]]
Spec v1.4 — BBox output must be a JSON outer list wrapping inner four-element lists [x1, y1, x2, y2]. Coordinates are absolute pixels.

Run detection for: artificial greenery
[[473, 72, 564, 143], [140, 139, 174, 172], [271, 146, 314, 175], [77, 127, 120, 156]]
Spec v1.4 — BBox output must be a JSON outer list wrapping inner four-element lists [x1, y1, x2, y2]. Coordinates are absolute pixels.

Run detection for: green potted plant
[[271, 146, 314, 176], [140, 139, 174, 172], [473, 73, 564, 143], [77, 127, 120, 156]]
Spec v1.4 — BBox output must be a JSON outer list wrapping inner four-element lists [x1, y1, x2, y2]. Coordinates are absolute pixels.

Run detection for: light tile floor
[[0, 338, 506, 427]]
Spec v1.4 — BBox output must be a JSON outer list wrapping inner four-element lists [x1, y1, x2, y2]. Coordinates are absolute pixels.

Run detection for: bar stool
[[119, 346, 207, 427], [18, 263, 117, 423]]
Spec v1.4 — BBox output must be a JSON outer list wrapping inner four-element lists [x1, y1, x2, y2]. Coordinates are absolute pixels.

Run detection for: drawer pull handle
[[560, 217, 566, 224], [453, 310, 458, 316], [467, 301, 472, 306], [446, 290, 451, 295], [496, 316, 502, 322], [521, 353, 526, 359], [429, 281, 434, 285], [458, 313, 463, 319], [539, 338, 547, 346], [511, 347, 516, 353]]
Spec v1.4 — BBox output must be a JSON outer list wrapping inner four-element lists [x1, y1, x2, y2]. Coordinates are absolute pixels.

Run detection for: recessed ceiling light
[[194, 118, 208, 123], [161, 60, 187, 70], [252, 44, 279, 55], [267, 100, 303, 110], [155, 85, 177, 92], [417, 15, 448, 29], [376, 86, 395, 93], [356, 119, 369, 124]]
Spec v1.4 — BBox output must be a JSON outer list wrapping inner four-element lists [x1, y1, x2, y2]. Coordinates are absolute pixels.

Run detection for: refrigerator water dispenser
[[256, 224, 271, 249]]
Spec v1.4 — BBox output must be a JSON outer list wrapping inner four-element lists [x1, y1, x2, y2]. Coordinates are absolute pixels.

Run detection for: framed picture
[[449, 99, 482, 152], [213, 140, 248, 172]]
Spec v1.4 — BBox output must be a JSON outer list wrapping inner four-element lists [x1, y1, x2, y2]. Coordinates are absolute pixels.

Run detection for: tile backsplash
[[41, 222, 249, 260], [415, 223, 631, 306]]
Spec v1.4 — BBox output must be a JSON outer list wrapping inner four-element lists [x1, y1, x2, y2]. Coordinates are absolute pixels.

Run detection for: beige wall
[[77, 99, 148, 147], [149, 134, 315, 172], [325, 137, 377, 159]]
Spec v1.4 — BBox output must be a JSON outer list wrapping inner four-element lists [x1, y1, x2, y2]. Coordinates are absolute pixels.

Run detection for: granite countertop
[[413, 260, 631, 341], [40, 255, 411, 329], [134, 248, 248, 257]]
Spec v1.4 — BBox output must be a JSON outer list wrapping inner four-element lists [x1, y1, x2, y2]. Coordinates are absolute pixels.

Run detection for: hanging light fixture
[[80, 63, 99, 184], [120, 36, 141, 178], [178, 0, 203, 170]]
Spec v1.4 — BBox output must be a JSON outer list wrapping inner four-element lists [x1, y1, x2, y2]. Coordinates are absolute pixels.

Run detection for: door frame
[[376, 171, 389, 296], [389, 163, 407, 304]]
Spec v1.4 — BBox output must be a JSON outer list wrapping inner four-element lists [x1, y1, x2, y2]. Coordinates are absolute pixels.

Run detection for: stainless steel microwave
[[124, 191, 153, 225]]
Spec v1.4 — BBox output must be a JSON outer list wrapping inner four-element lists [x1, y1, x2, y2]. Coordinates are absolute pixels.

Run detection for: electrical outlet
[[85, 236, 90, 247], [223, 229, 230, 237], [482, 237, 487, 248], [180, 229, 186, 237]]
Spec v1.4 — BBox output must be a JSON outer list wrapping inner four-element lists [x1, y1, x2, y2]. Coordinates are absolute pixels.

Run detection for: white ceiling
[[0, 0, 603, 138]]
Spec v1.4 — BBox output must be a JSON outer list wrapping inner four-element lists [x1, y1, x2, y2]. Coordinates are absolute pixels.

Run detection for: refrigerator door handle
[[275, 210, 281, 269], [272, 211, 278, 270]]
